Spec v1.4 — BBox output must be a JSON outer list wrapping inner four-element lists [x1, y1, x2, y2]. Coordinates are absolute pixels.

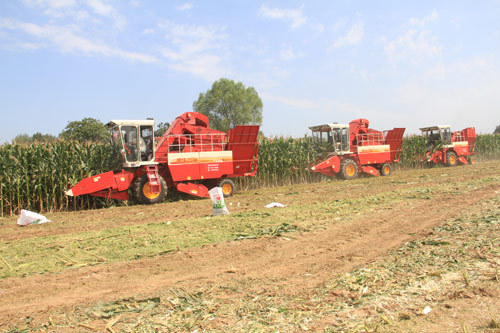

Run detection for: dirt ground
[[0, 161, 499, 331]]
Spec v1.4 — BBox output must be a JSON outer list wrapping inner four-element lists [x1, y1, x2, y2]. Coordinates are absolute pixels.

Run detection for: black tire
[[340, 159, 358, 180], [380, 163, 392, 176], [218, 178, 235, 197], [445, 151, 457, 167], [132, 174, 167, 204]]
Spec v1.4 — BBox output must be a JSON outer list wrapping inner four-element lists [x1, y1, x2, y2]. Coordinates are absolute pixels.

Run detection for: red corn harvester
[[309, 119, 405, 179], [65, 112, 259, 203], [419, 125, 476, 166]]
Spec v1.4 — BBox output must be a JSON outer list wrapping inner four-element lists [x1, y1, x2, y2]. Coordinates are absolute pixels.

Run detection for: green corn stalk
[[1, 133, 500, 217]]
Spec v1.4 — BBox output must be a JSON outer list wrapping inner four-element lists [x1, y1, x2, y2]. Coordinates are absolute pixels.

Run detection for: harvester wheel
[[340, 159, 358, 180], [445, 151, 458, 167], [467, 155, 476, 165], [380, 163, 392, 176], [133, 175, 167, 204], [219, 179, 235, 197]]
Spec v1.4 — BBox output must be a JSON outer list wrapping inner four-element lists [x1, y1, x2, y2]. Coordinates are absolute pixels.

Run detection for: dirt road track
[[1, 182, 498, 326]]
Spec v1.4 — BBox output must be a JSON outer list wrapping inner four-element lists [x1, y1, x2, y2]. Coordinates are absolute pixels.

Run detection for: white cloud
[[0, 40, 45, 52], [0, 18, 157, 63], [22, 0, 76, 9], [279, 45, 302, 61], [85, 0, 126, 28], [332, 22, 364, 48], [409, 10, 438, 26], [312, 23, 324, 33], [332, 19, 346, 32], [85, 0, 113, 15], [261, 92, 318, 109], [280, 48, 295, 61], [258, 5, 307, 29], [385, 29, 442, 61], [177, 3, 193, 11], [425, 56, 489, 80], [170, 54, 226, 81], [23, 0, 125, 28], [22, 0, 89, 21], [393, 71, 500, 135], [260, 93, 383, 124], [158, 21, 230, 80], [385, 10, 442, 63]]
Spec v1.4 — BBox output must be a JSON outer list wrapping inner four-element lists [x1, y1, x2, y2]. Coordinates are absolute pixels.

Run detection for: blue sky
[[1, 0, 500, 143]]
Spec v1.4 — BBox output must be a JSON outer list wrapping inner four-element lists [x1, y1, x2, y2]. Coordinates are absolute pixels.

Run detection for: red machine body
[[420, 125, 476, 166], [309, 119, 405, 179], [66, 112, 260, 203]]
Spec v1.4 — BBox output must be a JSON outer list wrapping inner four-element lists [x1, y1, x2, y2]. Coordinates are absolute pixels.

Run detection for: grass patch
[[1, 173, 499, 279]]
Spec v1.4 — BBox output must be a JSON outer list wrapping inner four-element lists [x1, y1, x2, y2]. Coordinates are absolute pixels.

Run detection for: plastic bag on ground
[[208, 187, 230, 216], [17, 209, 51, 226], [265, 202, 286, 208]]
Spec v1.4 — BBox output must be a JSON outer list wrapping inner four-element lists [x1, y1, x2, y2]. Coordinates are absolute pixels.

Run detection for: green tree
[[494, 125, 500, 135], [59, 118, 109, 143], [11, 133, 56, 144], [193, 78, 263, 132], [155, 122, 171, 137], [32, 132, 57, 143], [12, 133, 32, 144]]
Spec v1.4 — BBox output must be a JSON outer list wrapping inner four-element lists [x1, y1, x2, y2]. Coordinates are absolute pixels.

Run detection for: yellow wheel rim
[[222, 183, 232, 195], [346, 164, 356, 177], [383, 165, 390, 174], [470, 157, 476, 164], [143, 183, 160, 199], [449, 155, 456, 165]]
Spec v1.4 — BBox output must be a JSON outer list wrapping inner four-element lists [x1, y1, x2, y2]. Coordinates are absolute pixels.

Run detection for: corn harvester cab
[[66, 112, 259, 204]]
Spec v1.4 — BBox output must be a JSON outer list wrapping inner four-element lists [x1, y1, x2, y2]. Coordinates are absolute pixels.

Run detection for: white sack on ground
[[265, 202, 286, 208], [208, 187, 230, 216], [17, 209, 51, 226]]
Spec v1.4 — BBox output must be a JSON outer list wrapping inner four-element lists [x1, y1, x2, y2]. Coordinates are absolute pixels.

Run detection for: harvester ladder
[[146, 165, 161, 194]]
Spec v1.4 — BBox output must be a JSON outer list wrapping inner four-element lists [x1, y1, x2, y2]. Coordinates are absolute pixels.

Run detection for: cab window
[[121, 126, 139, 162]]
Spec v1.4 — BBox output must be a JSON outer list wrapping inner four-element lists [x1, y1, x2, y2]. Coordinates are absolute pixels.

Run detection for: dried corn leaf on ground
[[0, 161, 499, 332]]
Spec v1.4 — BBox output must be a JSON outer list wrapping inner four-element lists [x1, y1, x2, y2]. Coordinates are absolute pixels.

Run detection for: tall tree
[[155, 121, 171, 137], [12, 133, 32, 144], [193, 78, 263, 132], [59, 118, 109, 143], [32, 132, 57, 143], [12, 133, 57, 144], [494, 125, 500, 134]]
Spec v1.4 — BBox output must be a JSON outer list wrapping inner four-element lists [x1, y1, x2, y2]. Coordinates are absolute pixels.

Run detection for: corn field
[[0, 141, 122, 217], [1, 134, 500, 216]]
